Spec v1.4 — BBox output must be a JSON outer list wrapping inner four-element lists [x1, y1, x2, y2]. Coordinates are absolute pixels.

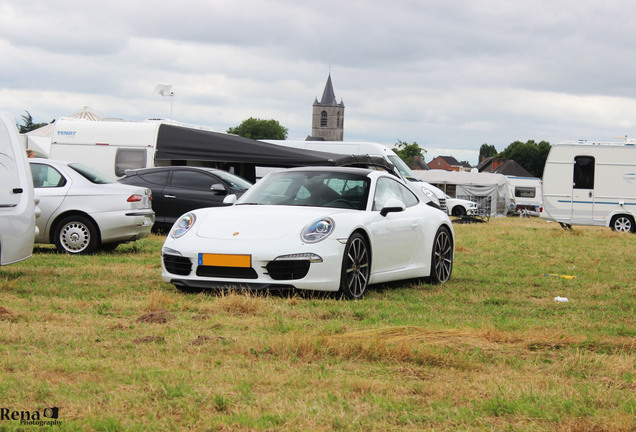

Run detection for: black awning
[[154, 124, 341, 167]]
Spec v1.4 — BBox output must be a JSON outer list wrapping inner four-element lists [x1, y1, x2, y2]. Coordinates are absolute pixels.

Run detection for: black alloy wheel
[[338, 232, 370, 299]]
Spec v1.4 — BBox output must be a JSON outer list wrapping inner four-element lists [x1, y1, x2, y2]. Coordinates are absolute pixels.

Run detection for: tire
[[451, 206, 466, 217], [430, 226, 453, 284], [338, 232, 370, 299], [54, 215, 99, 254], [610, 215, 635, 233]]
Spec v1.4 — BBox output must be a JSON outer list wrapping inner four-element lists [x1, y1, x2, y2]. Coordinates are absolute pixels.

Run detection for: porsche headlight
[[171, 213, 196, 239], [301, 217, 335, 243], [422, 187, 441, 206]]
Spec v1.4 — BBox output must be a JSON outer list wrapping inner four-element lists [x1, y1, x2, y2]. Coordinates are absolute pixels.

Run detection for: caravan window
[[515, 187, 536, 198], [115, 149, 146, 177], [573, 156, 595, 189]]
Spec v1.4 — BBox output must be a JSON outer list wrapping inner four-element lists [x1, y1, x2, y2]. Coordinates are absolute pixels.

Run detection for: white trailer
[[540, 140, 636, 232], [264, 140, 449, 212], [508, 176, 542, 213], [35, 117, 163, 177], [0, 111, 37, 265]]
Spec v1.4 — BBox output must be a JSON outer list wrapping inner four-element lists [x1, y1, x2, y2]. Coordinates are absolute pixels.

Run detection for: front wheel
[[54, 215, 99, 254], [430, 226, 453, 284], [611, 215, 635, 233], [451, 206, 466, 217], [338, 233, 370, 299]]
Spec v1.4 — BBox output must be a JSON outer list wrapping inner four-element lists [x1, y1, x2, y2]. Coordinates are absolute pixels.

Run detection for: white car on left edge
[[162, 167, 454, 299], [29, 159, 154, 254]]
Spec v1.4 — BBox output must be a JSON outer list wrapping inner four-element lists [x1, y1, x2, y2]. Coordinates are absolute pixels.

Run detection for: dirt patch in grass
[[190, 335, 226, 346], [133, 335, 165, 344], [0, 306, 14, 316], [136, 310, 174, 324]]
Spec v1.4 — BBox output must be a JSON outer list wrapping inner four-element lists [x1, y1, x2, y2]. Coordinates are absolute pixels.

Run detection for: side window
[[398, 183, 419, 207], [515, 187, 536, 198], [573, 156, 595, 189], [139, 171, 169, 186], [170, 171, 221, 191], [31, 164, 66, 188], [115, 148, 146, 177], [373, 178, 406, 211]]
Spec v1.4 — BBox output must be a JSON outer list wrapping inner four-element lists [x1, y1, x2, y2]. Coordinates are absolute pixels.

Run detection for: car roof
[[280, 166, 378, 175], [124, 166, 221, 176]]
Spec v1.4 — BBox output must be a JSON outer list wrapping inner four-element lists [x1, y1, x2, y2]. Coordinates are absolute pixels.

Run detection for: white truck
[[264, 140, 449, 212], [541, 140, 636, 232], [0, 111, 37, 265]]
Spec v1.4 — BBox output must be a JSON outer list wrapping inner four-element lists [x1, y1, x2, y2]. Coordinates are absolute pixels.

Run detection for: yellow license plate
[[198, 253, 251, 268]]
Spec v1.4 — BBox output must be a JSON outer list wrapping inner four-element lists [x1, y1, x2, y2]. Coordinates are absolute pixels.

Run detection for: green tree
[[18, 111, 49, 133], [392, 140, 426, 168], [227, 117, 288, 140], [479, 143, 498, 162], [498, 140, 551, 177]]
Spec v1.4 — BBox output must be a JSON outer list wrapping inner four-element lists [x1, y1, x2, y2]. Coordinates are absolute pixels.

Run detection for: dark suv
[[118, 166, 252, 231]]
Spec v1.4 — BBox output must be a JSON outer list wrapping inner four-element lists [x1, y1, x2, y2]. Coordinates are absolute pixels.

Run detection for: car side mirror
[[223, 194, 237, 205], [380, 198, 406, 216], [210, 183, 227, 195]]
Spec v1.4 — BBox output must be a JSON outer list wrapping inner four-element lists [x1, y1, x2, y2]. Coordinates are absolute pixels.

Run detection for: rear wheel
[[54, 215, 99, 254], [430, 226, 453, 284], [338, 233, 370, 299], [610, 215, 635, 233]]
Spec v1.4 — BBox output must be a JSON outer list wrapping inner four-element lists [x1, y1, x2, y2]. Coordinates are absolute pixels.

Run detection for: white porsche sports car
[[161, 167, 454, 299]]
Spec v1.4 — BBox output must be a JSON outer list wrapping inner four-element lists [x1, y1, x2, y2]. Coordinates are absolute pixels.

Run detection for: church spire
[[309, 73, 345, 141], [317, 74, 344, 107]]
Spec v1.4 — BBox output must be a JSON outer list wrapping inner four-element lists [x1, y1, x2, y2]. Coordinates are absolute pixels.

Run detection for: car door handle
[[411, 223, 419, 229], [164, 194, 176, 199], [12, 188, 23, 194]]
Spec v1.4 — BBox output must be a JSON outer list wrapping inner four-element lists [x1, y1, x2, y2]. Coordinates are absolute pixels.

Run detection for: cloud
[[3, 0, 636, 166]]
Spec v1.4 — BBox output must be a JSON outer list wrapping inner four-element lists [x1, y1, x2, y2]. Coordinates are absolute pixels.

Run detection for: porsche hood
[[194, 205, 344, 241]]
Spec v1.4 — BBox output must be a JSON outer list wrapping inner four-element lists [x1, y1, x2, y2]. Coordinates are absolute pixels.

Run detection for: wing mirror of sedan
[[380, 198, 406, 217], [223, 194, 237, 205], [210, 184, 227, 195]]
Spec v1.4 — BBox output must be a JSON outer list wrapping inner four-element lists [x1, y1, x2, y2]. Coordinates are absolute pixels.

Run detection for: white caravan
[[0, 112, 37, 265], [508, 176, 542, 213], [30, 117, 164, 178], [264, 140, 449, 212], [541, 140, 636, 232]]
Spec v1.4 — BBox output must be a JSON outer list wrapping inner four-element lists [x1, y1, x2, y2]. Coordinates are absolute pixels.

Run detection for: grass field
[[0, 217, 634, 431]]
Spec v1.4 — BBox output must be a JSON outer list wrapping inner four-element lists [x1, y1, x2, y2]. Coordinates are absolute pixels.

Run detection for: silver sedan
[[30, 159, 154, 254]]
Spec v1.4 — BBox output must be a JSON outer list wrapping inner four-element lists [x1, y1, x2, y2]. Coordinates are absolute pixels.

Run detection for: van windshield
[[387, 155, 419, 181]]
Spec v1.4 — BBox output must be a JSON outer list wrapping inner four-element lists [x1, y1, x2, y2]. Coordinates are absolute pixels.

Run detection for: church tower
[[309, 74, 345, 141]]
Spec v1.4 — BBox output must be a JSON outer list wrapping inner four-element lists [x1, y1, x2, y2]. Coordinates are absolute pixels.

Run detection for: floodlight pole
[[153, 83, 174, 121]]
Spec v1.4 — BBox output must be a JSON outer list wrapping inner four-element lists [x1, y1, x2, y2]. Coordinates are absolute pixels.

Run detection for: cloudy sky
[[2, 0, 636, 165]]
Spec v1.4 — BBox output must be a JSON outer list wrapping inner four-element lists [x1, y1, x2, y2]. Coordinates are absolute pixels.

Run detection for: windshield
[[237, 170, 370, 210], [387, 155, 419, 181], [214, 170, 253, 190], [69, 163, 115, 184]]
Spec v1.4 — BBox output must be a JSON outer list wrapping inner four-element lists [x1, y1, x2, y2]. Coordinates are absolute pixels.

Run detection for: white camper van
[[541, 140, 636, 232], [0, 112, 37, 265], [265, 140, 448, 212]]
